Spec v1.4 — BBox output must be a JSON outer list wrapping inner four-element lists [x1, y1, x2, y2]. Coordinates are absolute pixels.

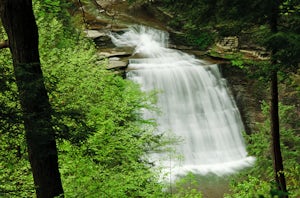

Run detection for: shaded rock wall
[[219, 63, 266, 134]]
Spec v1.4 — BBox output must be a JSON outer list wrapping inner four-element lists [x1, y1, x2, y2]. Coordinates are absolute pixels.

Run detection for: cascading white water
[[110, 26, 255, 179]]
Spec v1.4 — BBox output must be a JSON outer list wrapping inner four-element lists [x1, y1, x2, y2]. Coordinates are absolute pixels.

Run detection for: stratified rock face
[[216, 36, 270, 60], [218, 63, 265, 134], [217, 36, 239, 51]]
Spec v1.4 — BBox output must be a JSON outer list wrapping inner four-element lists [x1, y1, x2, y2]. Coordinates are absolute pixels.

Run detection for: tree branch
[[78, 0, 88, 29], [0, 40, 9, 49]]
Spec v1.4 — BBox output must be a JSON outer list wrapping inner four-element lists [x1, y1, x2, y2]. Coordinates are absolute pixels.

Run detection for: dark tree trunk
[[270, 71, 288, 196], [269, 0, 288, 196], [0, 1, 64, 197]]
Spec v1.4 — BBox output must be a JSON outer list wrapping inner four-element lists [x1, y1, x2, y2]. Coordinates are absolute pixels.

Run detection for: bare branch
[[78, 0, 88, 29], [91, 0, 106, 11], [91, 0, 115, 17]]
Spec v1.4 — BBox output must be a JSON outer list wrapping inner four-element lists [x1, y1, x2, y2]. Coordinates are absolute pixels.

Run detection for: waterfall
[[110, 26, 255, 179]]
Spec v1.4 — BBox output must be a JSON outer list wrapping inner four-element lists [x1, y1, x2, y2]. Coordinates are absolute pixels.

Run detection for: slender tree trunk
[[270, 71, 288, 196], [0, 1, 64, 197], [269, 0, 288, 196]]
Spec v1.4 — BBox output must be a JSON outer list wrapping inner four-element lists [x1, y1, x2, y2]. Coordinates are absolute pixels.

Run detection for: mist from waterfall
[[110, 26, 255, 179]]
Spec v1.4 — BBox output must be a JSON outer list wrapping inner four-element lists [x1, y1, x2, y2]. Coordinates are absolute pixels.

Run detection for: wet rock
[[107, 60, 128, 70], [84, 30, 106, 39], [94, 35, 115, 48], [98, 51, 132, 58]]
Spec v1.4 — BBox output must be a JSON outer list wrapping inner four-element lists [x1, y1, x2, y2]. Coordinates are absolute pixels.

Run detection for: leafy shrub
[[226, 102, 300, 197], [171, 173, 203, 198], [34, 2, 177, 197], [1, 1, 175, 197]]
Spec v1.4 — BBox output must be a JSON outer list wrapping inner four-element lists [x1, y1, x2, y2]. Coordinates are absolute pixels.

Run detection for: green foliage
[[223, 53, 245, 69], [2, 0, 297, 197], [0, 24, 35, 198], [34, 3, 199, 196], [185, 31, 215, 50], [1, 1, 179, 197], [170, 29, 215, 50], [161, 0, 300, 76], [264, 32, 300, 70], [41, 39, 172, 196], [59, 135, 168, 197], [127, 0, 155, 5], [60, 142, 168, 197], [225, 176, 271, 198], [231, 59, 244, 68], [215, 21, 246, 37], [160, 0, 271, 34], [33, 1, 181, 197], [226, 102, 300, 197], [0, 146, 34, 198], [33, 0, 73, 27], [171, 173, 203, 198], [43, 42, 174, 196]]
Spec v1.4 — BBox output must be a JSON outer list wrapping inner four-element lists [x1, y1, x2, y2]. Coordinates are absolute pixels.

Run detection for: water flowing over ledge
[[110, 25, 255, 180]]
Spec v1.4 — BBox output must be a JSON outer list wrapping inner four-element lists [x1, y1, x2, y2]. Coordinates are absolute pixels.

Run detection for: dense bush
[[1, 1, 175, 197], [225, 102, 300, 198]]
